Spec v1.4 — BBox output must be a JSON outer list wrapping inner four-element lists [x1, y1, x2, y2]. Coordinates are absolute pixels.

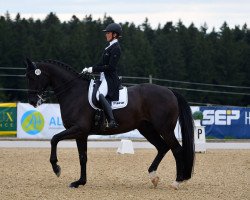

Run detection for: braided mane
[[43, 59, 79, 75], [38, 59, 94, 80]]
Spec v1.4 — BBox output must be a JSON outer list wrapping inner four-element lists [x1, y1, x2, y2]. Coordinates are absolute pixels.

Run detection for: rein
[[54, 74, 83, 96], [38, 73, 94, 102]]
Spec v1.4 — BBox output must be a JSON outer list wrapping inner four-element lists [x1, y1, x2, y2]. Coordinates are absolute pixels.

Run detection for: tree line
[[0, 12, 249, 106]]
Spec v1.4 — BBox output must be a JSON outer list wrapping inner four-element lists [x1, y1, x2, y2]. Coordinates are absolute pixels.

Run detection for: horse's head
[[25, 58, 50, 107]]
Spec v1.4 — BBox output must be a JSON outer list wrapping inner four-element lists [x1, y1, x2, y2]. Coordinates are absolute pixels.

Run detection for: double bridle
[[27, 65, 94, 106]]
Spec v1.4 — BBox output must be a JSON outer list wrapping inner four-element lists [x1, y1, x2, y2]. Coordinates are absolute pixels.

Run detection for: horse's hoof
[[69, 182, 79, 188], [151, 176, 160, 188], [170, 181, 181, 190], [56, 165, 61, 177], [52, 164, 61, 177], [69, 180, 86, 188]]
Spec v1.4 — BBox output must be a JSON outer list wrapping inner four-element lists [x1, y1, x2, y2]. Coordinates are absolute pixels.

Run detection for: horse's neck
[[47, 65, 76, 89], [46, 64, 89, 102]]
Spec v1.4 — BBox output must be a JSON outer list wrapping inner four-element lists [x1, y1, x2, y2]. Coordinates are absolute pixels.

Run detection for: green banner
[[0, 103, 17, 136]]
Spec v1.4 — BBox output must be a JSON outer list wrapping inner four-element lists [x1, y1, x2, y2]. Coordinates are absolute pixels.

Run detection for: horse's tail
[[172, 90, 195, 180]]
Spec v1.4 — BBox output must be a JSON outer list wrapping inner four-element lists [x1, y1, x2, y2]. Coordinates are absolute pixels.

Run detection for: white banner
[[17, 103, 199, 140], [17, 103, 65, 139]]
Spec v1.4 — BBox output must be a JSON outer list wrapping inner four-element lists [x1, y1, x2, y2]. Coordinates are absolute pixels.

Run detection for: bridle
[[26, 66, 49, 106], [26, 64, 94, 106]]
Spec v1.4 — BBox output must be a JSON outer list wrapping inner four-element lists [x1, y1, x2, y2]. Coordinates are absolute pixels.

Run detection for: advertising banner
[[200, 106, 250, 139], [16, 104, 200, 139], [17, 103, 65, 139], [0, 103, 17, 136], [16, 103, 250, 139]]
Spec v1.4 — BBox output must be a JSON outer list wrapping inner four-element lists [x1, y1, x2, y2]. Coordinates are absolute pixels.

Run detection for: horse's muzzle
[[28, 96, 38, 108]]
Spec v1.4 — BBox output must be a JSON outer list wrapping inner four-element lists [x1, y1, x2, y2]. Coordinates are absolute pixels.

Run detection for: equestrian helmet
[[103, 23, 122, 36]]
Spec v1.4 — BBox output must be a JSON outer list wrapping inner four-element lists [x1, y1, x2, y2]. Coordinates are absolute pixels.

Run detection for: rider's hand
[[82, 67, 93, 73], [82, 67, 87, 73]]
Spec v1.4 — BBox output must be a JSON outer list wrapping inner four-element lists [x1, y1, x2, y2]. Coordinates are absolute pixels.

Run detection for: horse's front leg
[[69, 138, 88, 188], [50, 126, 81, 177]]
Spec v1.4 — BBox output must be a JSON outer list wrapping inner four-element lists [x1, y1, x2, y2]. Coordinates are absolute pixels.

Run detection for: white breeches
[[96, 72, 108, 101]]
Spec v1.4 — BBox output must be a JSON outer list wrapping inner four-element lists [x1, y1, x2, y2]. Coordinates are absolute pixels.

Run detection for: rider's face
[[105, 32, 113, 42]]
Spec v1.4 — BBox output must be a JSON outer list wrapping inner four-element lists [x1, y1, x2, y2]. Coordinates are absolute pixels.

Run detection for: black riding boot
[[99, 94, 118, 129]]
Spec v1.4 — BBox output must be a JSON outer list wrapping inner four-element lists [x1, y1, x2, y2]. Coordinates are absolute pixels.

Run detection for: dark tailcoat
[[92, 42, 121, 101]]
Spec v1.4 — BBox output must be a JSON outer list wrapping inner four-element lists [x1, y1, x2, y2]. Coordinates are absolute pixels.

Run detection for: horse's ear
[[25, 57, 35, 71]]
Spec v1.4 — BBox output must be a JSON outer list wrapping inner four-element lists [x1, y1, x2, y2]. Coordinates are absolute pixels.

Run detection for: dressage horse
[[25, 58, 195, 189]]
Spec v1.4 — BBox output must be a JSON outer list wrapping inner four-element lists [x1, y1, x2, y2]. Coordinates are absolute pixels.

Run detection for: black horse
[[25, 58, 195, 189]]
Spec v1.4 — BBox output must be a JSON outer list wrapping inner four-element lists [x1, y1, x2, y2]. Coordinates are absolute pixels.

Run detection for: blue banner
[[200, 106, 250, 139]]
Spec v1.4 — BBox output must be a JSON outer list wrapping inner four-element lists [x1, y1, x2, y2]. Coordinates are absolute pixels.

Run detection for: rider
[[82, 23, 122, 129]]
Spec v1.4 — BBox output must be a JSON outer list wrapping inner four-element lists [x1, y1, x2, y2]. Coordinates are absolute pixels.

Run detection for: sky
[[1, 0, 250, 31]]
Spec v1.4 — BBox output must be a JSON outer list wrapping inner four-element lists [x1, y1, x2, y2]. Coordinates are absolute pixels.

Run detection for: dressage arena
[[0, 142, 249, 200]]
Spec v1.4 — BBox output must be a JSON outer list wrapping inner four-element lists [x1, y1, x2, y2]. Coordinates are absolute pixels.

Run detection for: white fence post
[[149, 75, 152, 84]]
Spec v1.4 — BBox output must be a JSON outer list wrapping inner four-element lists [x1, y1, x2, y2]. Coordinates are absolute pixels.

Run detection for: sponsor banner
[[17, 103, 65, 139], [16, 103, 199, 139], [200, 106, 250, 139], [0, 103, 17, 136]]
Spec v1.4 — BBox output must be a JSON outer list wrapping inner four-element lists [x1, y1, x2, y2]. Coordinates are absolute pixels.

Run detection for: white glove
[[82, 67, 93, 73], [82, 67, 88, 73]]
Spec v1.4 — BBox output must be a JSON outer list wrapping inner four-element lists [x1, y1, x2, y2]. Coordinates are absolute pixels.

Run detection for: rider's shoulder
[[110, 43, 121, 52]]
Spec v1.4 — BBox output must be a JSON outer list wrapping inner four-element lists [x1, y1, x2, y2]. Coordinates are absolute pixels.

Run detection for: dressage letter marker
[[194, 126, 206, 153]]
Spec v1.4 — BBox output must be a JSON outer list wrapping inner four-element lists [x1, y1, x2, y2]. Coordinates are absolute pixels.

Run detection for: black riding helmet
[[103, 23, 122, 37]]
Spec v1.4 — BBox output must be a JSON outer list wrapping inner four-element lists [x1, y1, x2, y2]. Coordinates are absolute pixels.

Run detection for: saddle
[[88, 79, 128, 110], [88, 79, 128, 131]]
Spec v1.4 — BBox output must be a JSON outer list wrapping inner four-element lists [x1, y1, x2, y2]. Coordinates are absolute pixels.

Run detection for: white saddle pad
[[88, 79, 128, 110]]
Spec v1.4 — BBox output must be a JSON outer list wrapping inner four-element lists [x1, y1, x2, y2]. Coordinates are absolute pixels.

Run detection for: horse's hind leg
[[138, 121, 170, 188], [161, 130, 184, 189]]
